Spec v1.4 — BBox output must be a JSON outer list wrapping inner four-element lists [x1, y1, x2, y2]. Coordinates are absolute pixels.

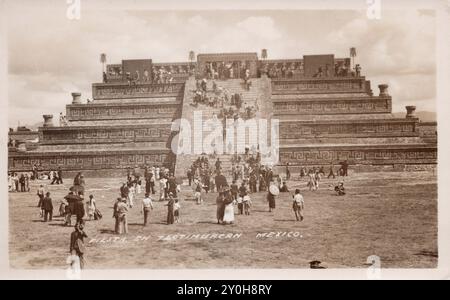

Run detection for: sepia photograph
[[1, 0, 449, 281]]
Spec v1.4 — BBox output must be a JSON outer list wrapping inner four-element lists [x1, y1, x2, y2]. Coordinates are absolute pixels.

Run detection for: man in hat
[[74, 192, 85, 225], [70, 222, 88, 269], [116, 198, 129, 234], [292, 189, 304, 221], [42, 192, 54, 222], [141, 193, 154, 226]]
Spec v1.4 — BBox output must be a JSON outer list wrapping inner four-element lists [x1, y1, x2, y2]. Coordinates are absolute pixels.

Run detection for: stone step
[[175, 76, 271, 178]]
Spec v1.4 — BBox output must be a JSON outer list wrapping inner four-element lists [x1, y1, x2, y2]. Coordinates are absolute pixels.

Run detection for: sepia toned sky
[[5, 2, 436, 127]]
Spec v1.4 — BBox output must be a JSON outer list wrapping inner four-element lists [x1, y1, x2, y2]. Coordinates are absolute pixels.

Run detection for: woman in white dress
[[136, 178, 142, 195], [159, 177, 167, 201], [222, 189, 235, 225], [8, 174, 14, 192], [128, 184, 135, 208], [86, 195, 96, 220]]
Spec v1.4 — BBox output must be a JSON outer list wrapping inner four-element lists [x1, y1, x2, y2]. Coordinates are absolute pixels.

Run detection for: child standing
[[243, 193, 252, 215]]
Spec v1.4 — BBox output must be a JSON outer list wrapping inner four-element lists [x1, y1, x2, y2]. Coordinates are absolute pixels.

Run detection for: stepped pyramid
[[8, 52, 436, 177]]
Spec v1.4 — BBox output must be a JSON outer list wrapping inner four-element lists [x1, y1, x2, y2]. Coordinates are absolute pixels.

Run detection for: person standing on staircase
[[215, 158, 222, 174], [187, 167, 193, 186]]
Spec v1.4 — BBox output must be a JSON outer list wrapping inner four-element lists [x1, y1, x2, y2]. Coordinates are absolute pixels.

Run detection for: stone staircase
[[174, 76, 272, 179]]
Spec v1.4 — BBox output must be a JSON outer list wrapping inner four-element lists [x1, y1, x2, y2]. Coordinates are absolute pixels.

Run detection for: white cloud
[[236, 16, 282, 40]]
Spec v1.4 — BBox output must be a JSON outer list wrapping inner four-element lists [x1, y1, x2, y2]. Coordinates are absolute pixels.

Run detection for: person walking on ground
[[286, 163, 291, 181], [57, 167, 63, 184], [243, 192, 252, 216], [19, 174, 26, 192], [193, 179, 203, 205], [230, 180, 238, 202], [216, 189, 225, 224], [166, 193, 175, 225], [187, 168, 193, 186], [292, 189, 305, 221], [267, 184, 278, 212], [174, 198, 181, 223], [120, 183, 128, 199], [25, 173, 30, 192], [238, 182, 247, 215], [86, 195, 96, 221], [113, 197, 121, 234], [74, 192, 85, 225], [159, 176, 167, 201], [141, 193, 154, 226], [127, 183, 135, 208], [42, 192, 54, 222], [37, 184, 46, 217], [69, 222, 88, 270], [116, 198, 129, 234], [328, 162, 336, 179]]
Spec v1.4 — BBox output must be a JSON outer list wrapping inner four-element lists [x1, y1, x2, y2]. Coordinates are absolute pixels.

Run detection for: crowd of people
[[10, 156, 352, 269], [104, 65, 195, 85], [260, 61, 361, 79], [192, 78, 257, 119], [8, 172, 31, 192]]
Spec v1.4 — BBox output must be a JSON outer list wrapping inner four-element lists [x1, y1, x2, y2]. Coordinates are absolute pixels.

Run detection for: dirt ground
[[9, 171, 437, 269]]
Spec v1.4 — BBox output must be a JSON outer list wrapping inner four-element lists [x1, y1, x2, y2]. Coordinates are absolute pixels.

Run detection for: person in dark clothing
[[249, 173, 257, 193], [168, 174, 177, 198], [214, 172, 228, 192], [328, 162, 336, 179], [230, 180, 239, 201], [339, 160, 349, 177], [120, 183, 129, 199], [280, 182, 289, 193], [166, 193, 175, 225], [74, 192, 85, 225], [42, 192, 54, 222], [187, 168, 193, 186], [57, 167, 63, 184], [286, 163, 291, 181], [51, 171, 59, 185], [215, 158, 222, 172], [19, 174, 26, 192], [73, 172, 81, 186], [238, 182, 247, 215], [267, 191, 276, 212], [145, 177, 151, 195], [69, 222, 88, 270], [64, 190, 77, 226]]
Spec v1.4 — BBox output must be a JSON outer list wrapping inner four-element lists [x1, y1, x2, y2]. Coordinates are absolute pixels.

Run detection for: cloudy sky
[[5, 2, 436, 127]]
